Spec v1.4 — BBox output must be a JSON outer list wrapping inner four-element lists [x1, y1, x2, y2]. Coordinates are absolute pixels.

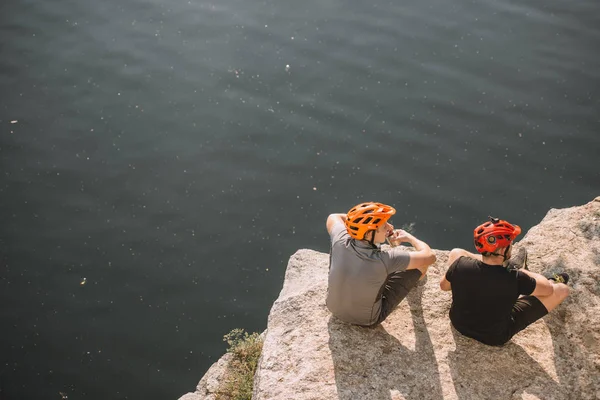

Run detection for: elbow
[[439, 280, 451, 291]]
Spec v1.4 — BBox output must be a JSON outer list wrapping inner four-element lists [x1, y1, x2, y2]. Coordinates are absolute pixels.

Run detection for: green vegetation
[[215, 329, 263, 400]]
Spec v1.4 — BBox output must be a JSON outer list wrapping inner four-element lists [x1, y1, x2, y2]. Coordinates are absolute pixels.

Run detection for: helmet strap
[[503, 246, 510, 261], [488, 245, 511, 262], [368, 231, 377, 249], [501, 245, 512, 266], [364, 230, 378, 249]]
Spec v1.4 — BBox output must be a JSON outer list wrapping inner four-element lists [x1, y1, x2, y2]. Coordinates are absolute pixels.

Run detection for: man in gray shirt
[[326, 202, 436, 326]]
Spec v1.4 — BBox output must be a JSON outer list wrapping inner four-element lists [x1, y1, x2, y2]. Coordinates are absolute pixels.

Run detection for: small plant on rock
[[215, 328, 263, 400]]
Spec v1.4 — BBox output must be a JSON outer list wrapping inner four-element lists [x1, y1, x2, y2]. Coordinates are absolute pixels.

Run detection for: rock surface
[[178, 353, 232, 400], [180, 198, 600, 400]]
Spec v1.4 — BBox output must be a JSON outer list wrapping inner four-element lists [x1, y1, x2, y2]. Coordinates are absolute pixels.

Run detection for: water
[[0, 0, 598, 398]]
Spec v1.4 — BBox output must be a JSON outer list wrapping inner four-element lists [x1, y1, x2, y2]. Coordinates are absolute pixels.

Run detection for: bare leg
[[533, 283, 570, 312], [411, 263, 430, 280]]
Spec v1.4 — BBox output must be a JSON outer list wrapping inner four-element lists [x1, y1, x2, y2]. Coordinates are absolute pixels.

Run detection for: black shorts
[[508, 295, 549, 338], [453, 295, 549, 346], [375, 269, 423, 325]]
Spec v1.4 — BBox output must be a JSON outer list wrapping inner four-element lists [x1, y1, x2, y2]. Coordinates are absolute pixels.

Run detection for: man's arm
[[326, 213, 346, 234], [439, 248, 480, 291], [519, 269, 554, 297], [392, 230, 436, 274]]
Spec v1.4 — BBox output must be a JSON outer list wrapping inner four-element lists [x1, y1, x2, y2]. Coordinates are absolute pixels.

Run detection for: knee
[[407, 263, 430, 276], [416, 263, 430, 276]]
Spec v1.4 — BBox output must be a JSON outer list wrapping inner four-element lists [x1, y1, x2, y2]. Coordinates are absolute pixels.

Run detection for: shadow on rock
[[328, 286, 443, 400], [447, 326, 569, 400], [546, 306, 597, 398]]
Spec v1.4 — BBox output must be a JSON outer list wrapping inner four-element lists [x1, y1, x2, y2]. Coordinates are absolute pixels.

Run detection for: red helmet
[[345, 202, 396, 240], [473, 217, 521, 254]]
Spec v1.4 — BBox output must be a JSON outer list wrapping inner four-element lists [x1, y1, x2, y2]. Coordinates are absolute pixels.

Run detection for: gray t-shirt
[[326, 220, 410, 325]]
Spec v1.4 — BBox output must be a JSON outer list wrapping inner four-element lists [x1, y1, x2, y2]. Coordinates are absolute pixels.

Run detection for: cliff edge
[[180, 197, 600, 400]]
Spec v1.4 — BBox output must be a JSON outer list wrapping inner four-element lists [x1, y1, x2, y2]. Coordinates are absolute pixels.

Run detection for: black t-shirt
[[446, 256, 536, 345]]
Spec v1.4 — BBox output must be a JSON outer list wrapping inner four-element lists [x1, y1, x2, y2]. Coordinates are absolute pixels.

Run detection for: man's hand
[[388, 229, 413, 246]]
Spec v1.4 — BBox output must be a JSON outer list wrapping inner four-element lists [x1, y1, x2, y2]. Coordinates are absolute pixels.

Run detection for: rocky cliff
[[180, 197, 600, 400]]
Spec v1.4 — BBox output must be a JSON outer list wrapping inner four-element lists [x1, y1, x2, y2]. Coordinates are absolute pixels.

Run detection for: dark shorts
[[374, 268, 423, 325], [453, 295, 549, 346], [508, 295, 549, 338]]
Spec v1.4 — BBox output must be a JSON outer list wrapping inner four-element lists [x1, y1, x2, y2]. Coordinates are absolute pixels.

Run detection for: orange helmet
[[345, 202, 396, 240], [473, 217, 521, 254]]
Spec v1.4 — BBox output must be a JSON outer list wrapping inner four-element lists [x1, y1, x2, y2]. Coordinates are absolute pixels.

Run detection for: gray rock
[[181, 197, 600, 400], [178, 353, 232, 400]]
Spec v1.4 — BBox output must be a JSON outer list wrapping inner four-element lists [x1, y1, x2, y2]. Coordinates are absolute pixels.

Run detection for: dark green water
[[0, 0, 598, 398]]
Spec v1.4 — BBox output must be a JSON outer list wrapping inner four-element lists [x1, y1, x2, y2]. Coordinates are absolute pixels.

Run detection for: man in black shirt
[[439, 217, 570, 346]]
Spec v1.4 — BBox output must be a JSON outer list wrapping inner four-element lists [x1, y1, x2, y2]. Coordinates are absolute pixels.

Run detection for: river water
[[0, 0, 598, 398]]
